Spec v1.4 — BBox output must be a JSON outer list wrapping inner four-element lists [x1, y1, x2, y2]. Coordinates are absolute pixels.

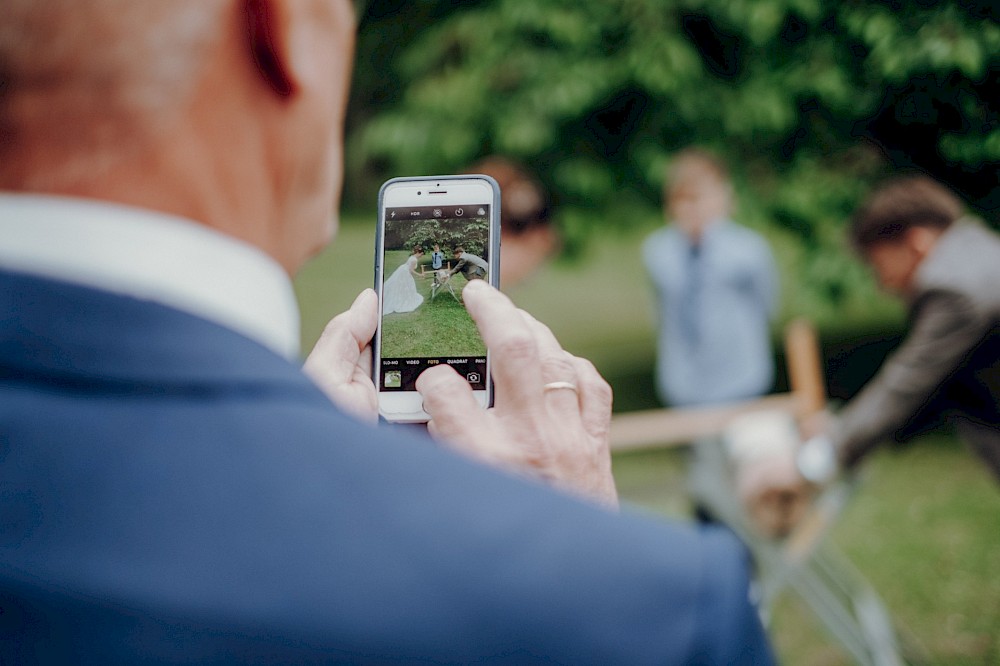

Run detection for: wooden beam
[[784, 318, 827, 417], [610, 393, 802, 452]]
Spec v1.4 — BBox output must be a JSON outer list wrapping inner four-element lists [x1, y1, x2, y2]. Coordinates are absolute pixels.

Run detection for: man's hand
[[303, 289, 379, 423], [416, 280, 618, 508], [725, 411, 814, 538], [799, 409, 834, 441], [735, 453, 810, 538]]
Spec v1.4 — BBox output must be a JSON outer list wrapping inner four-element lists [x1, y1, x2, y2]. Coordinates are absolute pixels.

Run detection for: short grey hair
[[0, 1, 226, 187]]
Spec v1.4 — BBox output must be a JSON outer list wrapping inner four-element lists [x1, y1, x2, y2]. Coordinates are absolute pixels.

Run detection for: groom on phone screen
[[450, 246, 489, 281]]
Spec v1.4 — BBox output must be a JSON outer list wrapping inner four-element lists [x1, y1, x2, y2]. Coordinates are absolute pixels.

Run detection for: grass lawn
[[613, 437, 1000, 665], [380, 251, 485, 358], [296, 216, 1000, 665]]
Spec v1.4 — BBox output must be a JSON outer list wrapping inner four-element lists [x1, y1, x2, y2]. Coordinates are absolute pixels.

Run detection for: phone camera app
[[379, 202, 490, 393]]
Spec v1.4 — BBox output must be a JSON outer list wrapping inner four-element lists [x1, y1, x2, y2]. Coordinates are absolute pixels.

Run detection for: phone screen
[[374, 177, 498, 421]]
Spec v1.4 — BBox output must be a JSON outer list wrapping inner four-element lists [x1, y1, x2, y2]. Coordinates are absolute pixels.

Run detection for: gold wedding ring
[[542, 381, 578, 394]]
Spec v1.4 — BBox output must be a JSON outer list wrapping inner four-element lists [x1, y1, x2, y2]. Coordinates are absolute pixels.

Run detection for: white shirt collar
[[0, 193, 300, 359]]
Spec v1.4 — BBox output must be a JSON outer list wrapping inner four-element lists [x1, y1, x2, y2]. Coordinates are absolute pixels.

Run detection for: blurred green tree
[[386, 216, 490, 258], [345, 0, 998, 326]]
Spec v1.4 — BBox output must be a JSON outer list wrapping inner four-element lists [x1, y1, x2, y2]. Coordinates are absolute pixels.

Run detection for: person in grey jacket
[[450, 246, 489, 281], [830, 175, 1000, 479]]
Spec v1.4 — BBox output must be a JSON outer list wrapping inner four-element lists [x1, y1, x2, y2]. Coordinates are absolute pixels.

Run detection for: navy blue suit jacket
[[0, 269, 773, 664]]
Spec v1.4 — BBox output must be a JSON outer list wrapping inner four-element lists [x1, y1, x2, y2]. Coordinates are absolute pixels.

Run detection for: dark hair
[[467, 157, 550, 235], [851, 176, 964, 249], [454, 246, 464, 253], [412, 246, 424, 254]]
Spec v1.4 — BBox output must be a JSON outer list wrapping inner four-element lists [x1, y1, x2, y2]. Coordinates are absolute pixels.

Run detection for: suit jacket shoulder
[[0, 269, 772, 664]]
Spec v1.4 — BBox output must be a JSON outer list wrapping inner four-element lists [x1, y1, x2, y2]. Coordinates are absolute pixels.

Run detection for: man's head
[[664, 148, 733, 242], [0, 0, 356, 274], [454, 247, 464, 257], [851, 176, 963, 295], [467, 155, 556, 286], [468, 157, 550, 238]]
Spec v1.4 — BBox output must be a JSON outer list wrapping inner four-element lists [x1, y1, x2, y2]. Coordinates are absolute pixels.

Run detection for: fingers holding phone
[[303, 289, 379, 423], [419, 281, 618, 509], [518, 309, 587, 415], [373, 175, 616, 507]]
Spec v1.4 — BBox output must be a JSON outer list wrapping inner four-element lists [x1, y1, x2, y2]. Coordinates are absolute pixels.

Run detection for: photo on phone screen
[[374, 176, 499, 422]]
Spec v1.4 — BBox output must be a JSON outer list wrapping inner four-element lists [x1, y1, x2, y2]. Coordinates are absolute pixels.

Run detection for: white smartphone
[[373, 175, 501, 423]]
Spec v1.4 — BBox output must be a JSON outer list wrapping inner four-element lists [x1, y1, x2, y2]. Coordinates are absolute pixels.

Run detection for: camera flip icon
[[466, 372, 481, 384]]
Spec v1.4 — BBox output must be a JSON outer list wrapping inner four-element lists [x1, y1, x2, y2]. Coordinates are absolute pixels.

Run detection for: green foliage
[[348, 0, 998, 322], [388, 216, 489, 258]]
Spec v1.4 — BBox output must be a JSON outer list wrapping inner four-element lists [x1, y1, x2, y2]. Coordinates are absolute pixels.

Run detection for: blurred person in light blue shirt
[[643, 148, 779, 407]]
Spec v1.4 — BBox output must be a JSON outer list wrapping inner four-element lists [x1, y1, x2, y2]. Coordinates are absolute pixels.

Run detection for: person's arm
[[302, 289, 379, 423], [835, 289, 991, 467]]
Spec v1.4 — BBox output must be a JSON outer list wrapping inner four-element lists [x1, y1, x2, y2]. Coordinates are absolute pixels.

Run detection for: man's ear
[[245, 0, 297, 97]]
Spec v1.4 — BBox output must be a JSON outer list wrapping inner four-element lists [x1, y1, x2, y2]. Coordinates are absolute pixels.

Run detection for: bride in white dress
[[382, 248, 425, 314]]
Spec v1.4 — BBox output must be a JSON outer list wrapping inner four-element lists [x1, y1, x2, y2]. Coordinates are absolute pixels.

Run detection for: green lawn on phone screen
[[379, 250, 486, 358]]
